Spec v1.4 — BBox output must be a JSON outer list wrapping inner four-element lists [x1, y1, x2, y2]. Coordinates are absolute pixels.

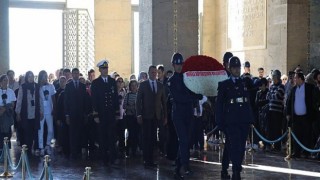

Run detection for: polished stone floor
[[1, 140, 320, 180]]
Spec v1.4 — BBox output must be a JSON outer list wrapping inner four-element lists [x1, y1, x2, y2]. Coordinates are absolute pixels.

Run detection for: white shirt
[[102, 77, 108, 83], [40, 84, 56, 115], [294, 83, 306, 116], [0, 88, 16, 106], [149, 79, 157, 93]]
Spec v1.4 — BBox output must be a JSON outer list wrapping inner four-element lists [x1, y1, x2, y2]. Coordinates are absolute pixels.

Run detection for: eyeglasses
[[117, 81, 123, 83], [100, 67, 108, 69]]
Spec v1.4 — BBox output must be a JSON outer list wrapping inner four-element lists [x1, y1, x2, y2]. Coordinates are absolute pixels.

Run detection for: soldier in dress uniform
[[167, 53, 203, 179], [90, 59, 120, 166], [215, 56, 254, 180]]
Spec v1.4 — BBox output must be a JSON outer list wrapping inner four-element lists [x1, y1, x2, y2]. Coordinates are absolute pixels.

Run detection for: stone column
[[309, 0, 320, 70], [0, 0, 9, 74], [94, 0, 132, 78], [140, 0, 198, 72], [287, 0, 309, 72]]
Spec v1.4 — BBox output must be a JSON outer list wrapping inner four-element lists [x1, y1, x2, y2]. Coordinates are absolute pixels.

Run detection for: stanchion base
[[248, 148, 256, 153], [0, 171, 13, 178], [284, 155, 291, 161]]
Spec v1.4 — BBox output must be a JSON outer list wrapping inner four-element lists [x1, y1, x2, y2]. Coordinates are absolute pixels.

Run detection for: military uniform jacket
[[167, 72, 196, 105], [215, 77, 254, 128], [91, 76, 119, 120]]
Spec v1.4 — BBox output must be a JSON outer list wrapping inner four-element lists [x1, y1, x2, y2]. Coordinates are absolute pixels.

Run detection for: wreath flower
[[182, 55, 228, 96]]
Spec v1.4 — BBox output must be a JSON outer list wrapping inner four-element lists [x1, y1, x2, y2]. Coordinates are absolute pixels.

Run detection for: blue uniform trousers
[[225, 124, 249, 172], [172, 103, 193, 166]]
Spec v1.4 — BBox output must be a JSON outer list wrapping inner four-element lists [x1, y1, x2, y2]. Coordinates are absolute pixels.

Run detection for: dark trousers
[[117, 119, 126, 153], [192, 116, 204, 150], [84, 115, 97, 151], [292, 115, 312, 155], [222, 132, 230, 172], [69, 118, 85, 158], [172, 104, 192, 166], [225, 124, 249, 172], [157, 120, 168, 154], [58, 122, 69, 156], [268, 111, 283, 150], [166, 114, 178, 161], [125, 115, 139, 156], [142, 118, 157, 163], [99, 119, 117, 164], [0, 131, 12, 149], [21, 119, 37, 152]]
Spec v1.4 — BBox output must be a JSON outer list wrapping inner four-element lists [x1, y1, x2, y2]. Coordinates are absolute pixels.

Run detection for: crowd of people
[[0, 52, 319, 180]]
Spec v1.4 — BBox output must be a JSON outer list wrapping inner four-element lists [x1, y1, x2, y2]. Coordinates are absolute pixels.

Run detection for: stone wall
[[140, 0, 198, 72], [202, 0, 290, 77], [0, 0, 9, 74], [139, 0, 152, 72], [309, 0, 320, 70], [287, 0, 309, 72], [94, 0, 132, 79]]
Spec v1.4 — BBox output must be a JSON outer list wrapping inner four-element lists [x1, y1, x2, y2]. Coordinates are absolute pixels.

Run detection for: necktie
[[104, 78, 107, 83], [152, 81, 155, 93], [75, 81, 78, 88], [235, 78, 240, 85]]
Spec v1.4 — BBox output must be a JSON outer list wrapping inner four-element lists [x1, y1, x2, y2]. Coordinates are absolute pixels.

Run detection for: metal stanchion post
[[21, 145, 27, 180], [44, 155, 50, 180], [0, 137, 13, 178], [85, 167, 91, 180], [285, 127, 292, 160], [249, 125, 255, 152]]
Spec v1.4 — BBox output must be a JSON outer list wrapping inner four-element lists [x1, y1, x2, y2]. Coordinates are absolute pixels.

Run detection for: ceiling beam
[[9, 0, 66, 10]]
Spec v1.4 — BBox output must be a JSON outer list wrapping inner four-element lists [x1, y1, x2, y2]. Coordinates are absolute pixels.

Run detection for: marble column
[[0, 0, 10, 74], [309, 0, 320, 70], [140, 0, 198, 72]]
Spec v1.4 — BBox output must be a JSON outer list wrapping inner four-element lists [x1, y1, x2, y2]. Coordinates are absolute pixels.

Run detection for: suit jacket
[[286, 82, 315, 122], [64, 80, 89, 122], [136, 79, 167, 120], [91, 76, 119, 120]]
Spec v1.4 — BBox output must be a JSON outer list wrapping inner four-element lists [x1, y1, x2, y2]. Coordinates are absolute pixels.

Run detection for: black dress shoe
[[232, 171, 241, 180], [174, 172, 184, 179], [184, 165, 193, 176], [221, 170, 231, 179]]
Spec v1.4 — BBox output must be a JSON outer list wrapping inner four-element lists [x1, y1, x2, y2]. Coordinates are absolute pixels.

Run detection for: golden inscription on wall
[[227, 0, 266, 51]]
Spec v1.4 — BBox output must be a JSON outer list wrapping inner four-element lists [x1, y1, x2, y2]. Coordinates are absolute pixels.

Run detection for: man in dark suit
[[136, 65, 167, 168], [91, 59, 119, 166], [286, 72, 315, 158], [64, 68, 89, 159]]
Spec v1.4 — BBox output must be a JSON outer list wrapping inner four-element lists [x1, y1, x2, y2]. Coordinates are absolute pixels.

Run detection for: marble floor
[[1, 140, 319, 180]]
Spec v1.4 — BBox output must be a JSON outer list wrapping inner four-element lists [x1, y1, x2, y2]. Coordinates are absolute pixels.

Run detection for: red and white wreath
[[182, 55, 228, 96]]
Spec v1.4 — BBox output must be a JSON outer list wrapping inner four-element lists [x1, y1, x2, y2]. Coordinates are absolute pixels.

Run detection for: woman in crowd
[[0, 74, 17, 149], [38, 70, 56, 156], [55, 76, 70, 157], [123, 80, 139, 157], [115, 76, 126, 157], [16, 71, 43, 155]]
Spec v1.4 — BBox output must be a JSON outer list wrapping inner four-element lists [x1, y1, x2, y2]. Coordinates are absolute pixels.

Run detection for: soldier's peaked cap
[[97, 59, 109, 68]]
